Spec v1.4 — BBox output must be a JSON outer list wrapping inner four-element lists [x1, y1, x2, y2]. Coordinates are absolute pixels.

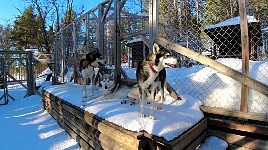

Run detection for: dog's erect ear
[[110, 72, 114, 77], [153, 43, 160, 54]]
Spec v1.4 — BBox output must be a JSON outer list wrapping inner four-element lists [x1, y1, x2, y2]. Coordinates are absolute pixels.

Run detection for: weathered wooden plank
[[155, 37, 268, 97], [200, 106, 268, 122], [64, 116, 103, 150], [170, 118, 207, 149], [239, 0, 250, 113], [63, 120, 93, 150], [50, 99, 63, 115], [208, 118, 268, 136], [99, 133, 136, 150], [207, 129, 268, 150], [63, 108, 102, 146], [84, 111, 141, 149], [184, 130, 207, 150]]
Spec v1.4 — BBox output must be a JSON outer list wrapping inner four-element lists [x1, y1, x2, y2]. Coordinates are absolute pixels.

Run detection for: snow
[[0, 95, 80, 150], [2, 57, 267, 149], [205, 15, 258, 29]]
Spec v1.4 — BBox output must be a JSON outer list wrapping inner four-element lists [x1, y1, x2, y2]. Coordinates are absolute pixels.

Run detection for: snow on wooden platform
[[43, 83, 206, 149], [44, 83, 204, 141]]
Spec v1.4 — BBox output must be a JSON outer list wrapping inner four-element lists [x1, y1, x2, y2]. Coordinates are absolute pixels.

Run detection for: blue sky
[[0, 0, 103, 26]]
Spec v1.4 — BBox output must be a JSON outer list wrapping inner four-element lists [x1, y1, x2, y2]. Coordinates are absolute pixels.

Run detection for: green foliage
[[12, 5, 38, 50], [0, 24, 13, 50]]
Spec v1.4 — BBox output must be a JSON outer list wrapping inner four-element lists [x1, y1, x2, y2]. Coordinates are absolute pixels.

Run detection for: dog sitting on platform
[[100, 72, 114, 96], [79, 51, 106, 98]]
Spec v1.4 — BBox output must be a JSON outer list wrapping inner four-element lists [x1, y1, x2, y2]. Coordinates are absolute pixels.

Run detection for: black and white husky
[[79, 51, 106, 98], [136, 43, 177, 119]]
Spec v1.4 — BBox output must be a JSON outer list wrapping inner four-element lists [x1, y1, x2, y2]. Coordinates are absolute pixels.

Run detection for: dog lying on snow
[[79, 51, 106, 98], [122, 43, 177, 120], [100, 72, 115, 95]]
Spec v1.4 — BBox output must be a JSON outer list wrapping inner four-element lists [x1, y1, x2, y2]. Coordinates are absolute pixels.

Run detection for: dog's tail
[[79, 58, 86, 72]]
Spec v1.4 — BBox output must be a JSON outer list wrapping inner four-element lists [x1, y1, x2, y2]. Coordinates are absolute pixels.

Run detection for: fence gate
[[0, 51, 35, 105]]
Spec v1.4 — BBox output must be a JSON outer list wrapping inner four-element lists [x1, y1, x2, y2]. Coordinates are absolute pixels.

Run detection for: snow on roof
[[25, 48, 39, 53], [205, 15, 258, 30], [127, 38, 142, 44], [262, 26, 268, 31]]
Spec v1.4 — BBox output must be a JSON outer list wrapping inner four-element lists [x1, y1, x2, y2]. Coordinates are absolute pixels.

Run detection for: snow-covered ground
[[2, 57, 268, 149]]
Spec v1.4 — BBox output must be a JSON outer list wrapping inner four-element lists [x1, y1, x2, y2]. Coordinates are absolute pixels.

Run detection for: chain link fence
[[53, 0, 268, 114], [157, 0, 268, 114]]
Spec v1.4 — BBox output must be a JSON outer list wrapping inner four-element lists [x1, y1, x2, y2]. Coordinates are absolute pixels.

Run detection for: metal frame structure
[[0, 51, 35, 105]]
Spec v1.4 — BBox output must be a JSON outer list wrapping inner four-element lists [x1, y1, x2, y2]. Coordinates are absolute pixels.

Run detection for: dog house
[[204, 16, 262, 60], [126, 38, 149, 67]]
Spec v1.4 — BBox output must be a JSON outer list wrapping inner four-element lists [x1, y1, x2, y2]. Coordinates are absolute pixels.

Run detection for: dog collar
[[149, 64, 158, 74]]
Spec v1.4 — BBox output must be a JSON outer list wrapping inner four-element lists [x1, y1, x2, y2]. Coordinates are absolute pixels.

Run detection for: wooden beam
[[239, 0, 249, 112], [207, 129, 268, 150], [155, 37, 268, 97], [207, 118, 268, 136], [200, 106, 268, 122]]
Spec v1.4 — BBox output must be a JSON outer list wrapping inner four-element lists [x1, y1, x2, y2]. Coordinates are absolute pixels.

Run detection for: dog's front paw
[[140, 113, 145, 118], [121, 100, 127, 104], [130, 101, 136, 105], [157, 106, 162, 110], [149, 115, 155, 120]]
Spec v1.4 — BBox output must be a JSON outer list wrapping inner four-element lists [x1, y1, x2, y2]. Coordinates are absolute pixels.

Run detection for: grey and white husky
[[123, 43, 177, 120]]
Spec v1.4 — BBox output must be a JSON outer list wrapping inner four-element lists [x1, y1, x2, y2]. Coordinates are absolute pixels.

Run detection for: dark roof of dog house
[[204, 16, 262, 59]]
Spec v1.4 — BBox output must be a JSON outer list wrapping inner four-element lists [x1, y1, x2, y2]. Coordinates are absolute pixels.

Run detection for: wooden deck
[[42, 89, 207, 150]]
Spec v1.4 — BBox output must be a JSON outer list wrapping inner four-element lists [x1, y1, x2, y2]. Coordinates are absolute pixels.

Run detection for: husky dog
[[136, 43, 177, 119], [79, 51, 106, 98], [100, 72, 114, 95]]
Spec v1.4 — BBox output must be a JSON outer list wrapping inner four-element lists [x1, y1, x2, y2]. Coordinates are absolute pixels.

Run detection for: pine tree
[[12, 5, 38, 50]]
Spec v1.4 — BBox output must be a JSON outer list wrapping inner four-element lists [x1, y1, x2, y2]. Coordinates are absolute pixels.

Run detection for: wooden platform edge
[[200, 105, 268, 123], [143, 118, 207, 149]]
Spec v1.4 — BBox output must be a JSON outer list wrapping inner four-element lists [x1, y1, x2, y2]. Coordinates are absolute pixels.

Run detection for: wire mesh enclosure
[[53, 0, 268, 114]]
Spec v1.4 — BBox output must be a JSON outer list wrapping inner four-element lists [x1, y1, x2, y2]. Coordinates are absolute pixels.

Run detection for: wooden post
[[114, 0, 121, 83], [149, 0, 158, 52], [239, 0, 249, 112]]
